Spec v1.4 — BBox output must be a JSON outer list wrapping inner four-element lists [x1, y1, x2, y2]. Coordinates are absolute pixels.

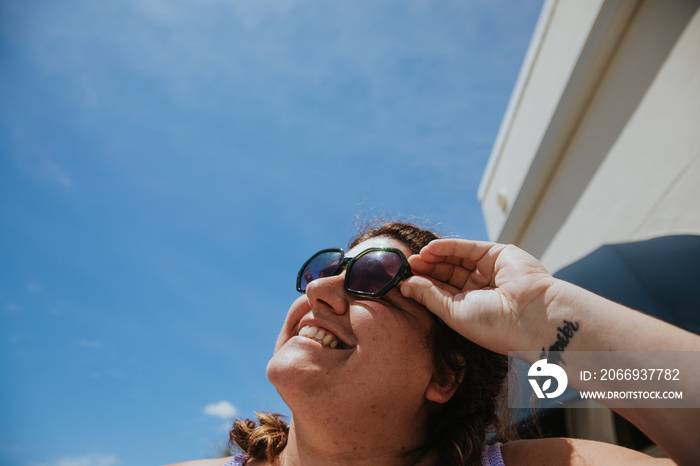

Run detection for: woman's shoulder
[[162, 458, 233, 466], [500, 438, 674, 465]]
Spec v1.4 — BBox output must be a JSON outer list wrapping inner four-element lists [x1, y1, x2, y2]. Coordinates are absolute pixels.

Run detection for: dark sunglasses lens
[[299, 251, 343, 291], [347, 250, 403, 294]]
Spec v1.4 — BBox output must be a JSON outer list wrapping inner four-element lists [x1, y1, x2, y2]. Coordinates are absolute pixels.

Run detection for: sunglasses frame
[[296, 247, 412, 298]]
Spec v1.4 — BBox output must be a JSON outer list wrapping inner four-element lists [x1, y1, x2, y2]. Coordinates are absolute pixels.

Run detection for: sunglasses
[[296, 247, 412, 298]]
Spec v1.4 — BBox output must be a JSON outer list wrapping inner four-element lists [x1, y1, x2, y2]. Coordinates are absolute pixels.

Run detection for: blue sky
[[0, 1, 543, 465]]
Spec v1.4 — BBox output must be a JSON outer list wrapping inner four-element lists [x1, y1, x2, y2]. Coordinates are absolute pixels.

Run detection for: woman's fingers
[[408, 256, 470, 286], [402, 274, 461, 297], [409, 238, 501, 290], [421, 238, 498, 265], [400, 275, 459, 322]]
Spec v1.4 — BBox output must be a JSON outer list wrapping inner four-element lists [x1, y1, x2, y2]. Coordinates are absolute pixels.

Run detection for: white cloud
[[203, 400, 239, 419]]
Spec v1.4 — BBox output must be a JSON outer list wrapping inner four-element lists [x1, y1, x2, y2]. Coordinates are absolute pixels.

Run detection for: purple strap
[[223, 453, 249, 466], [481, 442, 505, 466], [226, 446, 503, 465]]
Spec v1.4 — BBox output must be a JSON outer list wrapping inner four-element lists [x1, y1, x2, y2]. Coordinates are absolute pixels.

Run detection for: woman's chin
[[266, 339, 346, 398]]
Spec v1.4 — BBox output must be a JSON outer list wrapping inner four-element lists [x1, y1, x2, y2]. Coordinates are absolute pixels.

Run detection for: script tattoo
[[540, 319, 579, 365]]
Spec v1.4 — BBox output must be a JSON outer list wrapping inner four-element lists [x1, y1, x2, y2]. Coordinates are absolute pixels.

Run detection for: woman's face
[[267, 236, 446, 422]]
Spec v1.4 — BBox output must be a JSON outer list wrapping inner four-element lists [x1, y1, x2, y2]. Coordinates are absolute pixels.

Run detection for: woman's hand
[[400, 238, 700, 465], [400, 238, 558, 355]]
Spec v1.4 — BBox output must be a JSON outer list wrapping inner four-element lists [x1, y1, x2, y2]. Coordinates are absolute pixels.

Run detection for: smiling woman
[[258, 223, 511, 466], [167, 221, 700, 466]]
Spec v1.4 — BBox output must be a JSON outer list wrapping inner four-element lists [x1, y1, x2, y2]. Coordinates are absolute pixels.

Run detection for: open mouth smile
[[297, 325, 350, 349]]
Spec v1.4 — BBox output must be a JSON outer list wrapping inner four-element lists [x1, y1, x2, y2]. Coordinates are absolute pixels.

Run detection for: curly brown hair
[[230, 222, 511, 465]]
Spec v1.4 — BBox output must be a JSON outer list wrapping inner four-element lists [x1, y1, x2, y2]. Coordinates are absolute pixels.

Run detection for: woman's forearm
[[533, 279, 700, 463], [537, 279, 700, 353]]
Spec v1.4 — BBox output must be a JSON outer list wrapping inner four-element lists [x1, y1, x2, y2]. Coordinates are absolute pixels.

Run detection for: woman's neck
[[275, 413, 434, 466]]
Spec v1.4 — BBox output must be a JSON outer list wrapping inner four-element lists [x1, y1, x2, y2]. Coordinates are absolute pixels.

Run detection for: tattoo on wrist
[[540, 319, 579, 365]]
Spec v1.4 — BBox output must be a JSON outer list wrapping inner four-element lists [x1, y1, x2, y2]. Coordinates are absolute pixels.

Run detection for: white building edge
[[478, 0, 700, 448], [479, 0, 700, 274]]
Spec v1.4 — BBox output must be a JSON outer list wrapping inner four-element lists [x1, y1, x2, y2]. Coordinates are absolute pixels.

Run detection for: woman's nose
[[304, 274, 348, 315]]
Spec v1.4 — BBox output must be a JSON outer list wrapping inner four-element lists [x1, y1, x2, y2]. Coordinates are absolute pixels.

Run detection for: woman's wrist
[[534, 277, 700, 353], [520, 278, 586, 355]]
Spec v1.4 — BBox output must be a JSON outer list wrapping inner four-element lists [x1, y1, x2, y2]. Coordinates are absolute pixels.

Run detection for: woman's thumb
[[401, 276, 452, 321]]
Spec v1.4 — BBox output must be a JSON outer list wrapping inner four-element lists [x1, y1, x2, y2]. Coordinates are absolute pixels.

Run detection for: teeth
[[298, 325, 342, 348]]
